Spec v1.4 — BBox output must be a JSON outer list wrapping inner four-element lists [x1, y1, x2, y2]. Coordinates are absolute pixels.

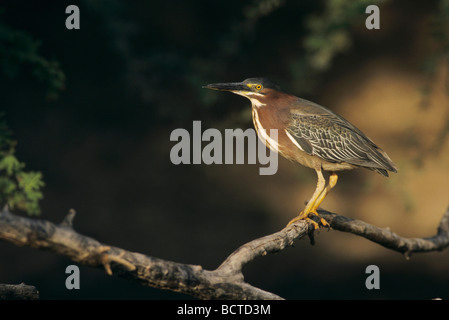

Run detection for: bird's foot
[[287, 215, 320, 229], [287, 210, 329, 230], [308, 209, 330, 229]]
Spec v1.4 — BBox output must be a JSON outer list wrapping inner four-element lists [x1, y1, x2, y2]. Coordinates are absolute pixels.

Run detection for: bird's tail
[[367, 147, 398, 177]]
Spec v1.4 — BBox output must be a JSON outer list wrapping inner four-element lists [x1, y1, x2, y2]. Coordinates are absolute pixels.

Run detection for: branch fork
[[1, 205, 449, 299]]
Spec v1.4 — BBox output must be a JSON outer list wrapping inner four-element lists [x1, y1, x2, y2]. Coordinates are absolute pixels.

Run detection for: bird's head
[[203, 77, 284, 107]]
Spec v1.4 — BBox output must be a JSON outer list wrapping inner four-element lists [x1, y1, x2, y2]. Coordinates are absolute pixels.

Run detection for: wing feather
[[286, 109, 397, 176]]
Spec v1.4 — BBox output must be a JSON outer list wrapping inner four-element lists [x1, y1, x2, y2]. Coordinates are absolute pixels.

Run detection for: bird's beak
[[202, 82, 248, 93]]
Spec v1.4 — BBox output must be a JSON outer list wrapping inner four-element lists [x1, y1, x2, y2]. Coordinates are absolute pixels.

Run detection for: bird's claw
[[287, 211, 329, 230]]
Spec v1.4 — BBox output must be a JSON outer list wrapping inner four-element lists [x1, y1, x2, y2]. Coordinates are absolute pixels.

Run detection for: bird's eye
[[255, 84, 262, 90]]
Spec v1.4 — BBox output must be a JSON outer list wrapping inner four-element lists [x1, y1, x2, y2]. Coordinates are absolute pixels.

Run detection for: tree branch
[[319, 208, 449, 258], [0, 207, 283, 299], [0, 283, 39, 300], [0, 205, 448, 299]]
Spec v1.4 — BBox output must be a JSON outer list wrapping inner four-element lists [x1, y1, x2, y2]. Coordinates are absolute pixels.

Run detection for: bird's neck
[[248, 91, 297, 109], [249, 97, 267, 108], [237, 92, 267, 108]]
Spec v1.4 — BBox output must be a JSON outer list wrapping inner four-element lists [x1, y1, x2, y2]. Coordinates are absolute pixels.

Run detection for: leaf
[[0, 153, 23, 175]]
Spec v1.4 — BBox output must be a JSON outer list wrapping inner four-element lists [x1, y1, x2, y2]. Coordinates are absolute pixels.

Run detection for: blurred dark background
[[1, 0, 449, 299]]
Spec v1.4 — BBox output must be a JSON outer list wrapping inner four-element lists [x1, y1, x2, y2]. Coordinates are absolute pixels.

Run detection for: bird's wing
[[286, 107, 397, 176]]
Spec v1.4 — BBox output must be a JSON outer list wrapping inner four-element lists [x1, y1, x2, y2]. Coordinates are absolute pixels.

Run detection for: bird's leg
[[310, 172, 338, 211], [302, 169, 327, 217], [307, 172, 338, 227], [287, 168, 326, 228]]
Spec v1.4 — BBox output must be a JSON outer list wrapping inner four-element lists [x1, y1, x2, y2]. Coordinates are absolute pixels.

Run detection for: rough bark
[[1, 205, 448, 299], [0, 283, 39, 300]]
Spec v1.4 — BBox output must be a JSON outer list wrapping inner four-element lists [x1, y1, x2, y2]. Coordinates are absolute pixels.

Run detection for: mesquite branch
[[0, 283, 39, 300], [0, 205, 448, 299]]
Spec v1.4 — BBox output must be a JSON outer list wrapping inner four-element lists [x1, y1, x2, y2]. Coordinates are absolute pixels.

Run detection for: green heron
[[203, 78, 397, 229]]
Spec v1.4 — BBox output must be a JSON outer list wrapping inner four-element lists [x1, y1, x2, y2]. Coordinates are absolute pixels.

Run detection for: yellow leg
[[287, 168, 326, 228], [302, 168, 326, 216], [310, 172, 338, 213], [307, 172, 338, 227], [287, 171, 338, 229]]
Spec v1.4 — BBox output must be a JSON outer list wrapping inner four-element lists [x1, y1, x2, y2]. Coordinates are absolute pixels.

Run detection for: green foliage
[[422, 0, 449, 91], [0, 20, 65, 100], [303, 0, 387, 71], [0, 117, 44, 215], [0, 8, 58, 214]]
